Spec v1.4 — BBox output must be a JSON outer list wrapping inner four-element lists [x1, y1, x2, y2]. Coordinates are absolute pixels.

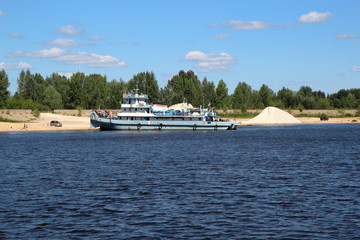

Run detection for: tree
[[344, 93, 357, 108], [16, 69, 34, 99], [201, 77, 216, 107], [251, 90, 263, 109], [127, 71, 159, 103], [0, 69, 10, 108], [296, 86, 316, 109], [232, 82, 252, 110], [45, 73, 70, 108], [316, 98, 330, 109], [215, 79, 228, 109], [277, 87, 296, 108], [105, 78, 126, 109], [16, 70, 46, 103], [159, 85, 172, 106], [68, 72, 86, 108], [33, 73, 46, 104], [259, 84, 274, 107], [83, 74, 107, 109], [165, 70, 202, 106], [43, 85, 63, 109]]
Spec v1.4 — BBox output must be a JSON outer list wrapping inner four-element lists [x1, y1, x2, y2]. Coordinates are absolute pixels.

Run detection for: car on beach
[[50, 120, 62, 127], [320, 116, 329, 121]]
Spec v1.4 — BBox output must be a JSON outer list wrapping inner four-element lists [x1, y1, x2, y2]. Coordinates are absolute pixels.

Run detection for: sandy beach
[[1, 112, 359, 133], [0, 113, 92, 133], [236, 117, 359, 126]]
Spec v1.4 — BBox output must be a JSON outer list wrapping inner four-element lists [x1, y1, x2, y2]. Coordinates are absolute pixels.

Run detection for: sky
[[1, 0, 359, 95]]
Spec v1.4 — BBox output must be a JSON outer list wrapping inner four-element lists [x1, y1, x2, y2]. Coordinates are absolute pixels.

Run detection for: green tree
[[45, 73, 70, 108], [296, 86, 316, 109], [201, 77, 216, 107], [344, 93, 357, 108], [232, 82, 252, 109], [215, 79, 228, 109], [259, 84, 274, 107], [127, 71, 159, 103], [33, 73, 46, 104], [251, 90, 263, 109], [0, 69, 10, 108], [159, 85, 173, 106], [16, 69, 34, 99], [68, 72, 86, 108], [165, 70, 202, 106], [277, 87, 296, 108], [105, 78, 126, 109], [43, 85, 63, 109], [316, 98, 330, 109], [83, 74, 107, 109], [16, 70, 46, 103]]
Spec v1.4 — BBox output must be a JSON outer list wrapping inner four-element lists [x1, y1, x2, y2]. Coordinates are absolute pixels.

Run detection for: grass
[[0, 116, 24, 123], [294, 113, 359, 118], [218, 112, 259, 119]]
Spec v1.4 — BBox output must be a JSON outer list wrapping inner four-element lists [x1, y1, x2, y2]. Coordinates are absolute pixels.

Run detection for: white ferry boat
[[90, 89, 237, 131]]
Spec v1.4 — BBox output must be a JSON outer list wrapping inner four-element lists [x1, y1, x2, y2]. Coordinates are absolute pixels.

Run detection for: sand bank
[[1, 112, 359, 133], [0, 113, 92, 133], [236, 117, 359, 125]]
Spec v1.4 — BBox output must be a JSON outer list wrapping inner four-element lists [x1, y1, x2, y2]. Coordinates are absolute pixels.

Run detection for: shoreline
[[1, 113, 359, 133], [236, 117, 360, 126]]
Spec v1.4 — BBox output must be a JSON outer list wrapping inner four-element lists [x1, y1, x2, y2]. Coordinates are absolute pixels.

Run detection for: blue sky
[[1, 0, 359, 95]]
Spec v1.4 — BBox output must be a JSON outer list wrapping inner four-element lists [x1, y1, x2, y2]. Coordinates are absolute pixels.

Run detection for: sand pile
[[245, 107, 301, 124], [169, 103, 194, 111]]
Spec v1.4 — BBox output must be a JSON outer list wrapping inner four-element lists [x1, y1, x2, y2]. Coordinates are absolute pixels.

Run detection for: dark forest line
[[1, 69, 360, 112]]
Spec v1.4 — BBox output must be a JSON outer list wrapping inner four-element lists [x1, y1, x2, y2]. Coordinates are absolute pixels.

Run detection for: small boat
[[90, 88, 237, 131]]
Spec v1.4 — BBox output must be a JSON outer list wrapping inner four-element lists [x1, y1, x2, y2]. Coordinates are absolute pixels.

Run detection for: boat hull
[[90, 118, 236, 131]]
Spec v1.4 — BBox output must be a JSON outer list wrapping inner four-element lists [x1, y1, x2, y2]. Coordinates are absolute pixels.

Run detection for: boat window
[[199, 118, 201, 120]]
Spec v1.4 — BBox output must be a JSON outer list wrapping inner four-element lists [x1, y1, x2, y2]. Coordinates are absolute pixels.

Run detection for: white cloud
[[0, 62, 33, 70], [298, 11, 333, 23], [88, 36, 107, 41], [223, 20, 271, 30], [213, 34, 231, 39], [35, 39, 77, 47], [8, 47, 127, 68], [35, 38, 95, 47], [57, 25, 84, 36], [336, 34, 358, 39], [185, 50, 235, 72], [9, 33, 24, 38], [352, 66, 360, 72], [58, 71, 76, 79]]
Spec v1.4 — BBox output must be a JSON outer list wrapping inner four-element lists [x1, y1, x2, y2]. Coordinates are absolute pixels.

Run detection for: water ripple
[[0, 124, 360, 239]]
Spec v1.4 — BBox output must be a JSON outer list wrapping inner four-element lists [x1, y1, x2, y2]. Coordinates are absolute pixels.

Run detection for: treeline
[[1, 69, 360, 111]]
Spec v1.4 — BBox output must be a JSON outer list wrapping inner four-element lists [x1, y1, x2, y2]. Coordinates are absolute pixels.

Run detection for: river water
[[0, 124, 359, 239]]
